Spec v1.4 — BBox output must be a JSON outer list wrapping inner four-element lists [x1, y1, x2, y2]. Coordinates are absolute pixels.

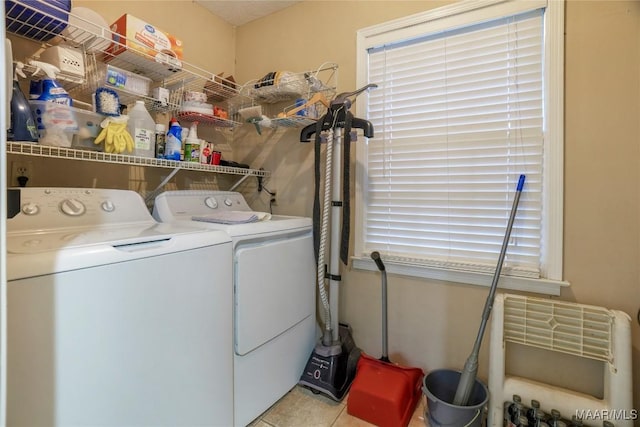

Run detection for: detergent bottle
[[29, 60, 72, 106], [165, 118, 182, 161], [8, 62, 38, 142]]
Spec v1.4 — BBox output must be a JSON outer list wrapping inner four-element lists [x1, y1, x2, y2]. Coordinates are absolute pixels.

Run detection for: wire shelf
[[6, 0, 239, 117], [243, 63, 338, 105], [176, 112, 241, 128], [228, 63, 337, 128], [7, 142, 270, 177], [271, 117, 317, 128]]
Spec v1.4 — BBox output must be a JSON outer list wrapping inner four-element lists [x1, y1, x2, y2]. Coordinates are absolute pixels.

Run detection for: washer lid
[[7, 221, 227, 254], [7, 223, 231, 280]]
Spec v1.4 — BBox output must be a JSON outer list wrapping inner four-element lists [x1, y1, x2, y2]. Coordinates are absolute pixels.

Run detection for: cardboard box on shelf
[[105, 14, 183, 78]]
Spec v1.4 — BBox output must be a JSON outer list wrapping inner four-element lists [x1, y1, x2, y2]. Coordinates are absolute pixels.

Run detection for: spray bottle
[[184, 121, 200, 162], [8, 61, 39, 142], [29, 60, 72, 106]]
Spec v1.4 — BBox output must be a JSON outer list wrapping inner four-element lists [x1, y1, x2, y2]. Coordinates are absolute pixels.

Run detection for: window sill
[[351, 257, 569, 296]]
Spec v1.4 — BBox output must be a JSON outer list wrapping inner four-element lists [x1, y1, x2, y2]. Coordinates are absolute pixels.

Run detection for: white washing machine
[[153, 190, 316, 427], [6, 187, 234, 427]]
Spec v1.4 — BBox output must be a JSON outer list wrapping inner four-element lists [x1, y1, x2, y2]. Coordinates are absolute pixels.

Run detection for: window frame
[[353, 0, 567, 295]]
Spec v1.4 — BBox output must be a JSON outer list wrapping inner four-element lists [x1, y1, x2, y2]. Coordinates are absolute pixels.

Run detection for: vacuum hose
[[318, 127, 335, 346]]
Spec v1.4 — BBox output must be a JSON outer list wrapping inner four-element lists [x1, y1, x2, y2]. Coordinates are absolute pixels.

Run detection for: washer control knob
[[60, 199, 86, 216], [21, 203, 39, 216], [224, 198, 233, 207], [101, 200, 116, 212], [204, 197, 218, 209]]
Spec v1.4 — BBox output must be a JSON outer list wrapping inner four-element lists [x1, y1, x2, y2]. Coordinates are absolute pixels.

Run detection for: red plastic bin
[[347, 353, 424, 427]]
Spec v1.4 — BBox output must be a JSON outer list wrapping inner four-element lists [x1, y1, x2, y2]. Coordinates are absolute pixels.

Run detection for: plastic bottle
[[527, 400, 542, 427], [165, 118, 182, 161], [569, 415, 583, 427], [8, 62, 39, 142], [184, 121, 200, 162], [29, 60, 72, 106], [154, 123, 166, 159], [548, 409, 567, 427], [127, 100, 156, 158], [507, 395, 525, 427]]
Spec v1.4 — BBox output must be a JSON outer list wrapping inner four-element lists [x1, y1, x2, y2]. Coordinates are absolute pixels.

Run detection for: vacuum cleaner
[[298, 85, 377, 401]]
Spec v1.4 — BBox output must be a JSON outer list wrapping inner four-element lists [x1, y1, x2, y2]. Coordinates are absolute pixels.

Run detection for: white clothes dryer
[[7, 188, 234, 427], [153, 190, 316, 427]]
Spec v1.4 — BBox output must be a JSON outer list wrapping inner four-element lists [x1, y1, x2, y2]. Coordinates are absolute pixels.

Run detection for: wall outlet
[[10, 160, 34, 187]]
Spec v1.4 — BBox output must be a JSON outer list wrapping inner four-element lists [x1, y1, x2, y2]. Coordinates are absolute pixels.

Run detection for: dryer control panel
[[153, 190, 252, 222]]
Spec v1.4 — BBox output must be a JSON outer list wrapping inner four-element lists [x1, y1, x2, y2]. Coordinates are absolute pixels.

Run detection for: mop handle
[[453, 174, 526, 406], [371, 251, 385, 271], [371, 252, 390, 362], [477, 175, 525, 347]]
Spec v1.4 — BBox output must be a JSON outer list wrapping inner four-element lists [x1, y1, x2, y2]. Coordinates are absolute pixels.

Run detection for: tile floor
[[249, 385, 428, 427]]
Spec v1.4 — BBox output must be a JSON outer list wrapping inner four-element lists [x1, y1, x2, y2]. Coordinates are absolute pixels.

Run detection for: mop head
[[347, 353, 423, 427]]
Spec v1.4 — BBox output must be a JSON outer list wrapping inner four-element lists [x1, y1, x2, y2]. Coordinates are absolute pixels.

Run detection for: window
[[354, 0, 566, 294]]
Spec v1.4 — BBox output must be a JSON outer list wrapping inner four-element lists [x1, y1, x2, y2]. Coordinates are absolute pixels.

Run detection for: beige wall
[[6, 0, 640, 413]]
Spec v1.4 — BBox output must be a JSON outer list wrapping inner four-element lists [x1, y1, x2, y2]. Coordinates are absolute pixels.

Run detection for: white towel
[[192, 211, 271, 225]]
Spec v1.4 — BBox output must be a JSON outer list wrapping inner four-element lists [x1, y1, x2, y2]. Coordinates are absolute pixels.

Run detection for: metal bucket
[[422, 369, 488, 427]]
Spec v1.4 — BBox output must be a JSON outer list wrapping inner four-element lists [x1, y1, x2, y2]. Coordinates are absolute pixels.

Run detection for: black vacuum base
[[298, 323, 361, 401]]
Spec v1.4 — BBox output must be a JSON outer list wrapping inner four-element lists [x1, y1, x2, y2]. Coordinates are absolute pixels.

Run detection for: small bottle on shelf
[[154, 123, 166, 159], [184, 121, 200, 162]]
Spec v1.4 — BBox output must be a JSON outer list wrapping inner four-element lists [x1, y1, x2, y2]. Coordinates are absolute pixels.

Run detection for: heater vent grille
[[503, 295, 613, 364]]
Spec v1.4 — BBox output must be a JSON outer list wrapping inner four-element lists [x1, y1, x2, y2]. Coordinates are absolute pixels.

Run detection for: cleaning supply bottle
[[127, 100, 156, 158], [29, 60, 72, 106], [165, 118, 182, 161], [8, 62, 39, 142], [154, 123, 166, 159], [184, 121, 200, 162]]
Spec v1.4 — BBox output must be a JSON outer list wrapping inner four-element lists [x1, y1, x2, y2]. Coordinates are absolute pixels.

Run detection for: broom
[[452, 174, 526, 406]]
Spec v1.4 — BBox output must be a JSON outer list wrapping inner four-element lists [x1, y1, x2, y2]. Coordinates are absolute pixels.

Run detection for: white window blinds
[[362, 9, 544, 278]]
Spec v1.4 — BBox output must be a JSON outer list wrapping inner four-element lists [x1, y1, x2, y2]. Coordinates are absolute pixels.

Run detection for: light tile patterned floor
[[250, 385, 428, 427]]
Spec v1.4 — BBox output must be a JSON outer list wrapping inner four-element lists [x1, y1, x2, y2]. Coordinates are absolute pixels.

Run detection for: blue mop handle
[[453, 174, 526, 406]]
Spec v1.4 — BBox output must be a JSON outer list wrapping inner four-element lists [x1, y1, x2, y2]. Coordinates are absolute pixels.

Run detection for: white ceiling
[[195, 0, 302, 26]]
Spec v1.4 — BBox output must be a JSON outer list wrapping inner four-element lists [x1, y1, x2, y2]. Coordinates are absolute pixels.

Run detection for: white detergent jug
[[127, 100, 155, 158]]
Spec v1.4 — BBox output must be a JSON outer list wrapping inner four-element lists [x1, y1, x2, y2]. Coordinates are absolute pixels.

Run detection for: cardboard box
[[106, 14, 183, 76]]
